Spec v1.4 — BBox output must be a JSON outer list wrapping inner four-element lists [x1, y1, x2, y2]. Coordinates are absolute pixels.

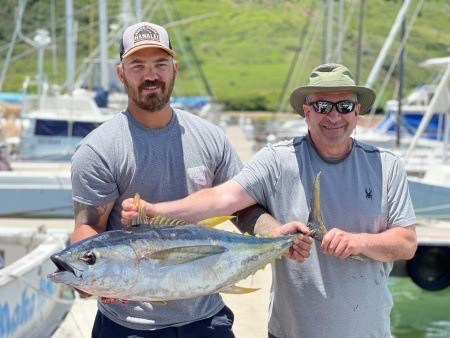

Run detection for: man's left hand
[[321, 228, 362, 259], [273, 221, 313, 263]]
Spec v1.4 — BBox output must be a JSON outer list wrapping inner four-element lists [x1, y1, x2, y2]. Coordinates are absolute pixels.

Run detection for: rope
[[6, 273, 74, 305], [7, 272, 93, 337], [0, 205, 72, 218]]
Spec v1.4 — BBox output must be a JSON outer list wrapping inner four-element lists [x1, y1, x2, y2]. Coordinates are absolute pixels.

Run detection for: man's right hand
[[121, 198, 155, 226], [274, 221, 313, 263], [74, 288, 129, 304], [74, 288, 92, 298]]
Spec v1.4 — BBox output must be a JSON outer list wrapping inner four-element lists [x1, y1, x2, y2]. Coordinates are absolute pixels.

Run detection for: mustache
[[138, 80, 165, 91]]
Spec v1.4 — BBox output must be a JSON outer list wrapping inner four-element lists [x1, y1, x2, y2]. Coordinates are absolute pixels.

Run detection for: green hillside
[[0, 0, 448, 111]]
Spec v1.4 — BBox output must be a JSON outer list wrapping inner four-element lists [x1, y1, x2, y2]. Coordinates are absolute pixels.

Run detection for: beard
[[123, 75, 175, 113]]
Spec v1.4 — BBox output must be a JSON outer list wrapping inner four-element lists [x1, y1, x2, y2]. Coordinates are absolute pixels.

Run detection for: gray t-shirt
[[233, 135, 415, 338], [71, 108, 242, 330]]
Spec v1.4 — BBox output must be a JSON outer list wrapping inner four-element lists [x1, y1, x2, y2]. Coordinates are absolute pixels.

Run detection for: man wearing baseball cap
[[71, 22, 243, 337], [122, 63, 418, 337]]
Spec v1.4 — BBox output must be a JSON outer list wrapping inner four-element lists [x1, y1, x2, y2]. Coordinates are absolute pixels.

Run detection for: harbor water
[[1, 125, 449, 338], [390, 278, 450, 337]]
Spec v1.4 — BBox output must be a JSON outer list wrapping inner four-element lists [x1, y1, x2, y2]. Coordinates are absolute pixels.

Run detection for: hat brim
[[122, 44, 175, 59], [289, 86, 376, 116]]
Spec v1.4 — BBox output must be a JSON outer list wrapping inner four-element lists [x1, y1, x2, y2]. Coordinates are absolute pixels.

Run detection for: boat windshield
[[35, 119, 101, 137]]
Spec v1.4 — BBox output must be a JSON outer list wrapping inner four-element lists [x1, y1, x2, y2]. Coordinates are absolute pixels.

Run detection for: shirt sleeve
[[212, 134, 243, 186], [387, 156, 416, 227], [232, 145, 280, 210], [71, 143, 119, 206]]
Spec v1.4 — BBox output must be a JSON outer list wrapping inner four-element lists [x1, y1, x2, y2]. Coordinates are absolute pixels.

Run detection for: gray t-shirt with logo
[[71, 108, 242, 330], [233, 135, 415, 338]]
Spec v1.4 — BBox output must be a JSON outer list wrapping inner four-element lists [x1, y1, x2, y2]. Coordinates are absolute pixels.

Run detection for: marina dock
[[0, 122, 449, 337]]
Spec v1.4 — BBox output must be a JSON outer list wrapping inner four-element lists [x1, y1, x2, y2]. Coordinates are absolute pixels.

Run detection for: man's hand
[[121, 198, 155, 226], [272, 221, 313, 263], [74, 289, 129, 304], [74, 288, 92, 299], [321, 228, 362, 259], [101, 297, 130, 304]]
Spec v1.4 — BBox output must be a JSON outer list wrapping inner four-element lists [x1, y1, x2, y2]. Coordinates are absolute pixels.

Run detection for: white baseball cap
[[120, 22, 174, 60]]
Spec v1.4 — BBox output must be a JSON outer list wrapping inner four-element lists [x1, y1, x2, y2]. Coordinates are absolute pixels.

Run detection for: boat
[[0, 168, 72, 218], [10, 91, 112, 162], [408, 164, 450, 221], [354, 57, 450, 178], [0, 227, 73, 337]]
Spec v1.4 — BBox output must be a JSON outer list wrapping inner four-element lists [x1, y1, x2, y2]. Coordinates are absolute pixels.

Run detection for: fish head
[[47, 238, 132, 295]]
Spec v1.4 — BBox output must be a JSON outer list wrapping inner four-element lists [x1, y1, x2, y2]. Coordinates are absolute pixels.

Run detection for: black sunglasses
[[308, 100, 357, 114]]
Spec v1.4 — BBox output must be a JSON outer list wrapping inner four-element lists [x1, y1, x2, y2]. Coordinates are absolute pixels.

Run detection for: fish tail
[[307, 172, 328, 242], [307, 173, 365, 261]]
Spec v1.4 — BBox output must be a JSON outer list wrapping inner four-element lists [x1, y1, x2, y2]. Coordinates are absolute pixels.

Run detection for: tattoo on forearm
[[73, 201, 108, 226], [254, 214, 282, 236], [232, 205, 281, 236]]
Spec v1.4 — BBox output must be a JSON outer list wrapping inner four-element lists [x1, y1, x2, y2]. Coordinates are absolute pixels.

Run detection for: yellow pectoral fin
[[220, 285, 260, 294], [198, 216, 235, 228], [147, 245, 228, 264]]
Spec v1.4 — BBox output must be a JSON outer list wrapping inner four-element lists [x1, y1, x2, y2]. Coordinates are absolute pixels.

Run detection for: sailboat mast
[[355, 0, 365, 84], [98, 0, 109, 92], [396, 1, 406, 148], [365, 0, 413, 88], [66, 0, 75, 93]]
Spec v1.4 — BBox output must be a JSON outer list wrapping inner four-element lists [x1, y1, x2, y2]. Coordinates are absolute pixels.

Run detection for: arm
[[122, 180, 313, 262], [144, 180, 256, 223], [321, 225, 417, 262], [233, 204, 312, 262], [70, 200, 115, 300], [71, 201, 114, 243]]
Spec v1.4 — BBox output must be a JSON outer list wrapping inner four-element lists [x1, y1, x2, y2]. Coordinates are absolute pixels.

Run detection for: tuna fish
[[48, 173, 360, 301], [47, 209, 295, 302]]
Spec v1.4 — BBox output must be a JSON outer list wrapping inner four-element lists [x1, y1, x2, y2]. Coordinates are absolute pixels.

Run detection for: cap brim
[[122, 44, 175, 59], [289, 86, 376, 116]]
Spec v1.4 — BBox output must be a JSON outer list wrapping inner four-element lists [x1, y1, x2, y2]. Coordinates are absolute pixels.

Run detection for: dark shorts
[[92, 306, 235, 338]]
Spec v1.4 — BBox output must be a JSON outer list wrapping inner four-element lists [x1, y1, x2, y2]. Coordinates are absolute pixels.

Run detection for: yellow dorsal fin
[[220, 284, 260, 294], [132, 193, 148, 225], [147, 215, 187, 227], [198, 216, 235, 228], [131, 194, 186, 227]]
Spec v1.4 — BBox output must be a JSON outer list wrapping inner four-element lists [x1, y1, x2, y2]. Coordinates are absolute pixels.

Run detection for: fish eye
[[81, 251, 97, 265]]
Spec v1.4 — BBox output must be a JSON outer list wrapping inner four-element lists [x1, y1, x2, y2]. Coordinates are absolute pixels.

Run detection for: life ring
[[406, 246, 450, 291]]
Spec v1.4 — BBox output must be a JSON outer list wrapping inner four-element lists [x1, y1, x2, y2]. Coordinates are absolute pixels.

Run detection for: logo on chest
[[365, 187, 373, 200], [187, 165, 207, 186]]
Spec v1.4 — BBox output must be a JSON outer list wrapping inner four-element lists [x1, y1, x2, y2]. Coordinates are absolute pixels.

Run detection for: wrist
[[143, 201, 157, 217]]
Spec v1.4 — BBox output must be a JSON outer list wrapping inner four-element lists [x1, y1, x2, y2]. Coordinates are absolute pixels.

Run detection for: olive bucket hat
[[289, 63, 376, 116]]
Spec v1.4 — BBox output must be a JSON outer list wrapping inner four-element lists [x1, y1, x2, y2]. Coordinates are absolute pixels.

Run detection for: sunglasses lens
[[336, 101, 355, 114], [313, 102, 333, 114]]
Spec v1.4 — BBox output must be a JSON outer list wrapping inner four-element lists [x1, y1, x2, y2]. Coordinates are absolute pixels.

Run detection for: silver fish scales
[[48, 220, 294, 301]]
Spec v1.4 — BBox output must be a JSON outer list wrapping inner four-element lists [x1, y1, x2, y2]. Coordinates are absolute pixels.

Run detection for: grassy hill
[[0, 0, 448, 112]]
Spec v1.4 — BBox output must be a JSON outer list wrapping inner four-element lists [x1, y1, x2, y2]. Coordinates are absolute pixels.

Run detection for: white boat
[[408, 164, 450, 221], [354, 57, 450, 177], [0, 227, 73, 337], [10, 93, 112, 162], [0, 170, 72, 218], [0, 91, 110, 219]]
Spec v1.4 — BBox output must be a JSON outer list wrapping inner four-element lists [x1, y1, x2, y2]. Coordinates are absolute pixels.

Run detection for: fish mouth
[[51, 253, 75, 272], [48, 253, 81, 280]]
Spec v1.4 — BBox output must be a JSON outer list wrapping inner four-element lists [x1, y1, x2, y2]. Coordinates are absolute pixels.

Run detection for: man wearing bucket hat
[[122, 63, 418, 337], [69, 21, 301, 337]]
